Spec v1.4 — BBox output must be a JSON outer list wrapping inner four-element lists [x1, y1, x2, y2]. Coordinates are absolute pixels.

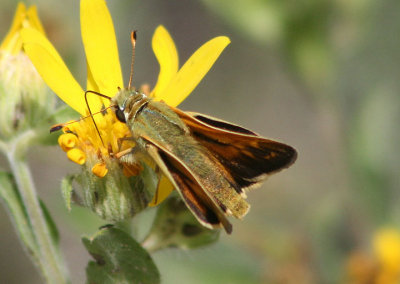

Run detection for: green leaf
[[61, 174, 75, 211], [39, 199, 60, 245], [0, 171, 38, 259], [83, 227, 160, 284]]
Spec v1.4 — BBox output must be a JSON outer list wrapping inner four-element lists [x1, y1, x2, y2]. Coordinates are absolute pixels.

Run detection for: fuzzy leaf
[[83, 227, 160, 284], [61, 174, 75, 211], [0, 172, 38, 258]]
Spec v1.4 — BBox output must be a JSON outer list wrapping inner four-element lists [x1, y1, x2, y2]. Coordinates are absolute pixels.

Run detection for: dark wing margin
[[144, 138, 233, 234], [173, 108, 297, 190], [190, 113, 258, 136]]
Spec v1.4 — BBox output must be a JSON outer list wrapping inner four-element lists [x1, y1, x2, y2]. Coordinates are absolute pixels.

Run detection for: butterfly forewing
[[172, 108, 297, 190]]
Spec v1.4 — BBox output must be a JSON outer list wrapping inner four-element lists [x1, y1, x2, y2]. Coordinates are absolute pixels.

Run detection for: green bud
[[0, 4, 55, 140], [75, 160, 157, 222]]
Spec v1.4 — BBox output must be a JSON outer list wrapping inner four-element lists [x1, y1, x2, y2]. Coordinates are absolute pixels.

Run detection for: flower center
[[58, 109, 137, 177]]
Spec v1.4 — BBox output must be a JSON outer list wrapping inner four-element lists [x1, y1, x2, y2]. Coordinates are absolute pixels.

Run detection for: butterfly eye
[[115, 108, 126, 123]]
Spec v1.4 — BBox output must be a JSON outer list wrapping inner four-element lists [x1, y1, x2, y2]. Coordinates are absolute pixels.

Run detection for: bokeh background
[[1, 0, 400, 283]]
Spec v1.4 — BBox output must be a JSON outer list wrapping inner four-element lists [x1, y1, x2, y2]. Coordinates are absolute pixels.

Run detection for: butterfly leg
[[116, 136, 136, 152], [115, 146, 143, 176], [115, 147, 136, 159], [114, 138, 144, 176]]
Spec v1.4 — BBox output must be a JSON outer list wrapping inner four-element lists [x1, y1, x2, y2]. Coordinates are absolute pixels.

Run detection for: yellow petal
[[0, 3, 26, 52], [158, 36, 230, 107], [85, 61, 109, 115], [67, 148, 86, 165], [86, 61, 99, 92], [150, 26, 179, 99], [81, 0, 123, 98], [26, 6, 45, 35], [148, 175, 174, 206], [20, 28, 90, 115]]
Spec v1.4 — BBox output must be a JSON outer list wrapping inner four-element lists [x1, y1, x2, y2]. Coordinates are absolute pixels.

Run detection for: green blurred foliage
[[201, 0, 374, 96]]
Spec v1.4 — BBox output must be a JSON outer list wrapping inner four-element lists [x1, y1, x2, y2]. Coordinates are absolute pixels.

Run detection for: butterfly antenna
[[84, 90, 112, 147], [128, 30, 137, 89], [49, 104, 115, 133]]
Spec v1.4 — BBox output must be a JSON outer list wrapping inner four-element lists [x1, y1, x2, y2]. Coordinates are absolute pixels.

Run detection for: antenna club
[[131, 30, 137, 43], [128, 30, 137, 89], [50, 124, 64, 133]]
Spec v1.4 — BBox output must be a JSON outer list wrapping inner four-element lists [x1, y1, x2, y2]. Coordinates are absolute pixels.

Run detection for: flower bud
[[0, 4, 55, 140], [76, 157, 157, 222]]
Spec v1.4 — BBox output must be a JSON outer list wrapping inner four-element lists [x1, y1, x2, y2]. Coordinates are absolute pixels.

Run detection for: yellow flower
[[20, 0, 230, 206], [0, 3, 52, 139], [373, 228, 400, 284], [346, 227, 400, 284]]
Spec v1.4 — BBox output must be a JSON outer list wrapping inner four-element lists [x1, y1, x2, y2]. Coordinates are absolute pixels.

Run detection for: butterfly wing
[[144, 137, 233, 234], [172, 108, 297, 191]]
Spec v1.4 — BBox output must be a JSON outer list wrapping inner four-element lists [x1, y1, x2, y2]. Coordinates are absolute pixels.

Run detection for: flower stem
[[6, 130, 69, 283]]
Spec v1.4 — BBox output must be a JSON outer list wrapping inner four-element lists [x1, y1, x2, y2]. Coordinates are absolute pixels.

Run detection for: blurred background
[[1, 0, 400, 283]]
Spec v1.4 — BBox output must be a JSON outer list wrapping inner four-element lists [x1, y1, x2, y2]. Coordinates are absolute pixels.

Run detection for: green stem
[[6, 130, 69, 283]]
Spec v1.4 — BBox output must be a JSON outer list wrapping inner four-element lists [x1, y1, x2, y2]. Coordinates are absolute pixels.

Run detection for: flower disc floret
[[58, 109, 136, 177]]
